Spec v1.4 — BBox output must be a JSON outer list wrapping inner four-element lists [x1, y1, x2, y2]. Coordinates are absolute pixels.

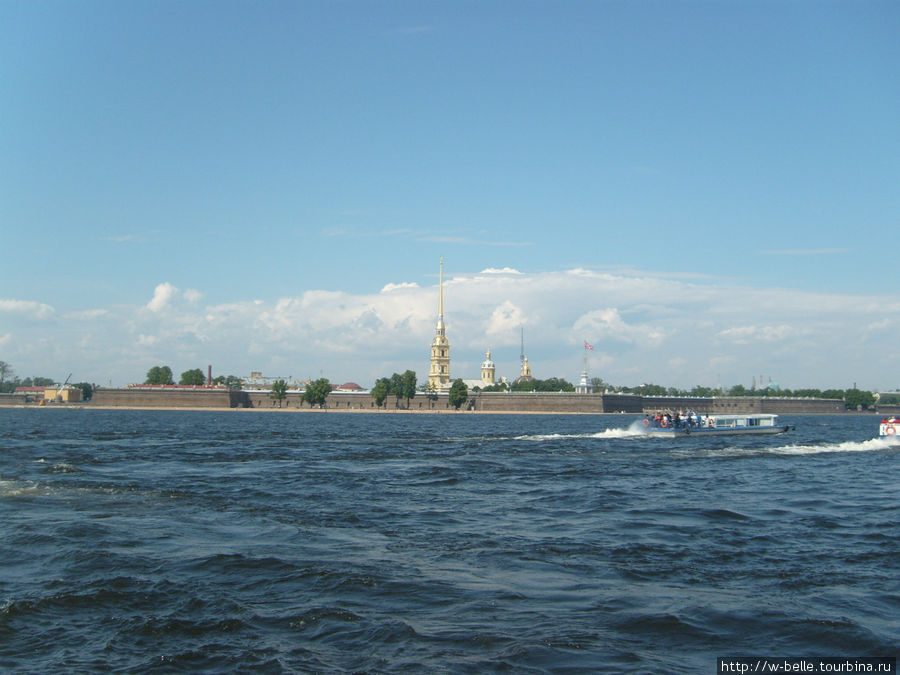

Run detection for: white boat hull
[[641, 413, 791, 437], [646, 425, 790, 437], [879, 422, 899, 438]]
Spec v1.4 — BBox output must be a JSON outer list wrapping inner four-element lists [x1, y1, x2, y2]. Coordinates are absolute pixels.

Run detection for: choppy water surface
[[1, 409, 897, 672]]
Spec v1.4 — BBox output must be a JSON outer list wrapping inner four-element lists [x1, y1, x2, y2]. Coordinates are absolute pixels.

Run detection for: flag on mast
[[584, 341, 594, 350]]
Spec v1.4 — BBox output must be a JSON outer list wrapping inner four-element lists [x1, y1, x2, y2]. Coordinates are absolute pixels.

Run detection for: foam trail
[[0, 479, 47, 498], [770, 436, 898, 455], [514, 426, 647, 441]]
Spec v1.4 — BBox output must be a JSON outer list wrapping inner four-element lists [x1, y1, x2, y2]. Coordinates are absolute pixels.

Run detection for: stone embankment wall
[[470, 392, 643, 413], [243, 392, 448, 411], [643, 396, 845, 415], [92, 388, 243, 408], [73, 388, 850, 415]]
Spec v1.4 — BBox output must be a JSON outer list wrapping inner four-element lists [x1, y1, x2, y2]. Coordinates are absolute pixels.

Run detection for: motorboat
[[642, 413, 791, 436], [879, 417, 899, 438]]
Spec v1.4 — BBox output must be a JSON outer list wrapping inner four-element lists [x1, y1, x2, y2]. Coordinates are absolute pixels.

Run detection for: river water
[[1, 409, 897, 672]]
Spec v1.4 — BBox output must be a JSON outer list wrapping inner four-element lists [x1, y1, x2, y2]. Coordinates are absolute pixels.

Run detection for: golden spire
[[429, 256, 451, 390], [436, 256, 445, 336], [438, 256, 444, 319]]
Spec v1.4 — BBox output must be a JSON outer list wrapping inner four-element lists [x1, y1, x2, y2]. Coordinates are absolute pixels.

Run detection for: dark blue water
[[1, 409, 897, 673]]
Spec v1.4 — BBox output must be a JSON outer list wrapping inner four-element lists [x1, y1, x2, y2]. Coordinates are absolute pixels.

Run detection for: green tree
[[399, 370, 417, 408], [728, 384, 748, 397], [31, 377, 55, 387], [180, 368, 206, 386], [539, 377, 575, 392], [389, 373, 403, 407], [145, 366, 174, 385], [844, 388, 875, 411], [510, 379, 536, 392], [73, 382, 94, 401], [371, 378, 390, 408], [448, 379, 468, 410], [270, 379, 288, 407], [480, 382, 508, 392], [0, 361, 12, 384], [303, 378, 331, 408], [511, 377, 576, 393], [213, 375, 243, 389]]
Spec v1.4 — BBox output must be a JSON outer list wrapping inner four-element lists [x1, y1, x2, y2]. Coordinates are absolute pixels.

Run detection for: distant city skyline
[[2, 2, 898, 390]]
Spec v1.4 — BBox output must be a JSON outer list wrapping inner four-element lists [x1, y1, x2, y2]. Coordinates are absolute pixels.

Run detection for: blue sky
[[2, 1, 898, 391]]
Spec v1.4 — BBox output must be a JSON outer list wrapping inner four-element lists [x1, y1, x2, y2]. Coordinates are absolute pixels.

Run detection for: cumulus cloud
[[572, 308, 666, 347], [0, 299, 55, 319], [486, 301, 525, 340], [146, 282, 179, 312], [716, 324, 795, 344], [183, 289, 204, 304], [480, 267, 523, 275], [381, 282, 420, 292], [6, 269, 900, 390]]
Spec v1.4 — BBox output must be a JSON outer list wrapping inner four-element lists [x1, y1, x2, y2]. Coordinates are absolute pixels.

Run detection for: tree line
[[593, 379, 880, 410], [144, 365, 242, 389], [0, 361, 94, 400], [268, 377, 332, 408], [477, 377, 576, 393], [3, 359, 893, 411]]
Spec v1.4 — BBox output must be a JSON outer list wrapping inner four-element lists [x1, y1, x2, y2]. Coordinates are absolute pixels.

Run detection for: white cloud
[[0, 299, 55, 319], [5, 269, 900, 390], [480, 267, 523, 275], [572, 308, 666, 347], [183, 289, 204, 304], [147, 282, 179, 312], [381, 282, 420, 293], [716, 324, 795, 344], [486, 301, 524, 340], [0, 333, 10, 346]]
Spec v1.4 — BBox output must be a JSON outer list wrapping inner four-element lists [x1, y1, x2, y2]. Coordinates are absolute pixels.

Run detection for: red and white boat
[[879, 417, 899, 437]]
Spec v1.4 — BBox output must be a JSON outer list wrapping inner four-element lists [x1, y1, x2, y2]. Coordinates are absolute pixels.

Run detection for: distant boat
[[642, 413, 791, 436], [879, 417, 899, 438]]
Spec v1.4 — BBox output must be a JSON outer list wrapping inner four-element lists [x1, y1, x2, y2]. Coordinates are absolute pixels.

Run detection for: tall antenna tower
[[520, 326, 525, 367]]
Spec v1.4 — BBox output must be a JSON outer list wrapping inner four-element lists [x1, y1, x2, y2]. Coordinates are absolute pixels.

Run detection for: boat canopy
[[710, 414, 778, 428]]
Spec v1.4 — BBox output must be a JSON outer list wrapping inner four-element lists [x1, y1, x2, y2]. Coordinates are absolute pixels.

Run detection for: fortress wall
[[759, 398, 845, 414], [92, 388, 240, 408], [471, 393, 642, 413], [473, 392, 604, 413], [86, 388, 848, 415], [643, 397, 717, 414], [644, 396, 845, 414]]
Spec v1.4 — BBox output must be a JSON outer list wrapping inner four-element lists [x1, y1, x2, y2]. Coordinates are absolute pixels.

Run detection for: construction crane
[[53, 373, 72, 403]]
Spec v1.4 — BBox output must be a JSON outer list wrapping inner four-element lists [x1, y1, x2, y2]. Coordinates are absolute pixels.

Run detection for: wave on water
[[768, 436, 899, 455], [513, 426, 648, 441], [0, 478, 49, 498]]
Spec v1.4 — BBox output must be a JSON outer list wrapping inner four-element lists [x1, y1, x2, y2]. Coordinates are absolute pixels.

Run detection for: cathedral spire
[[429, 257, 451, 390], [436, 256, 445, 335], [439, 257, 444, 317]]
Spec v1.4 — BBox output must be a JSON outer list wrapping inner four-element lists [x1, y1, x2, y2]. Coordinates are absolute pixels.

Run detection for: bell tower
[[481, 350, 496, 385], [428, 258, 451, 391]]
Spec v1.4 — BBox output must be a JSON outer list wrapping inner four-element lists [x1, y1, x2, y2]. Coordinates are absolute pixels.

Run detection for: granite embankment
[[38, 387, 853, 415]]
